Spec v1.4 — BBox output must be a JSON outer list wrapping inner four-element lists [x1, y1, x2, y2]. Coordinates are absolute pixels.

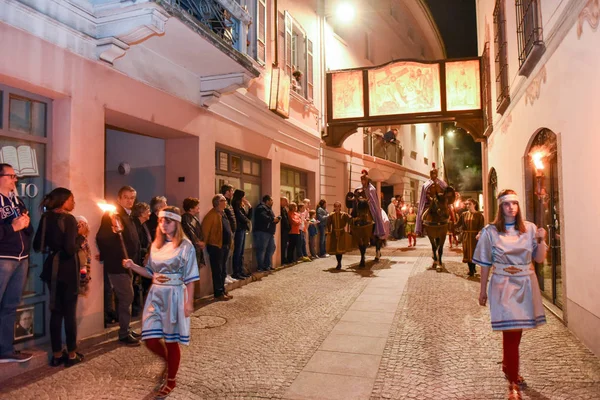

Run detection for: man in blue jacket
[[253, 195, 281, 272], [0, 164, 34, 363]]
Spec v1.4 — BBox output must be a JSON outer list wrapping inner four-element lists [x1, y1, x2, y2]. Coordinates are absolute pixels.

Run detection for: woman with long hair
[[231, 190, 252, 279], [123, 206, 199, 399], [473, 189, 547, 400], [33, 187, 84, 367]]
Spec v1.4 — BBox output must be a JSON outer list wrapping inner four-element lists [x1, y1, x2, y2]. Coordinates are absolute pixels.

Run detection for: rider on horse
[[416, 163, 447, 235], [346, 170, 389, 268]]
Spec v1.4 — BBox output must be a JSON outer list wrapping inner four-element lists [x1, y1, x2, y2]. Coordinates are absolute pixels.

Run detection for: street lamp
[[335, 2, 356, 23]]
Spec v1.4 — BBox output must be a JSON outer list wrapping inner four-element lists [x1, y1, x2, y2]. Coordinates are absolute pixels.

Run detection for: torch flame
[[531, 151, 545, 170], [454, 200, 461, 208], [401, 205, 407, 212], [97, 202, 117, 214]]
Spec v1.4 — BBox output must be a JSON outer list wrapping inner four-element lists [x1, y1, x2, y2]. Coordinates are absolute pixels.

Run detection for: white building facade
[[476, 0, 600, 356]]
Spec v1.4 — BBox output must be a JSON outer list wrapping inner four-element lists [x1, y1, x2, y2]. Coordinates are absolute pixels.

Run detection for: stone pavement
[[1, 239, 599, 400]]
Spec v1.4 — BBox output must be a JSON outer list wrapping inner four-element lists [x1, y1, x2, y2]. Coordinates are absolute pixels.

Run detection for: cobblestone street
[[1, 240, 599, 400]]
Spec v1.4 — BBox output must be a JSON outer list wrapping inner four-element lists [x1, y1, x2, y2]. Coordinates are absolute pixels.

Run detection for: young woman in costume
[[123, 206, 199, 399], [473, 189, 547, 400]]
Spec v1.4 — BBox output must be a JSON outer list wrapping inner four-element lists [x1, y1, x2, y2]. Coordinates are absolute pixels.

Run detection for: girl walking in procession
[[123, 206, 199, 399], [473, 189, 547, 400]]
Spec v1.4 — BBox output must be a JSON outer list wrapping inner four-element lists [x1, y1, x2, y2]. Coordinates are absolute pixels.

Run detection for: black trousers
[[207, 245, 226, 297], [48, 281, 78, 353], [281, 231, 290, 264], [287, 234, 299, 263]]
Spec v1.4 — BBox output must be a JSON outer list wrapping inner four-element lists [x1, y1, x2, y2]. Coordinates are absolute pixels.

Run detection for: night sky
[[425, 0, 482, 191]]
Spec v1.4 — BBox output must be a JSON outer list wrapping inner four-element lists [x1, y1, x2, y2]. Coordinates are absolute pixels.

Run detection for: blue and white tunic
[[142, 238, 199, 345], [473, 222, 546, 331]]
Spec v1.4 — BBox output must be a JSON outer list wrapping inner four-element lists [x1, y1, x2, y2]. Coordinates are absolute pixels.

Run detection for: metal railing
[[363, 131, 404, 165], [166, 0, 241, 50]]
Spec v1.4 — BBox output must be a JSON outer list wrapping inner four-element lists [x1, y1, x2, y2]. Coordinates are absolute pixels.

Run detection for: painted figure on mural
[[346, 170, 389, 268], [416, 163, 447, 236], [473, 189, 548, 400], [326, 201, 352, 270]]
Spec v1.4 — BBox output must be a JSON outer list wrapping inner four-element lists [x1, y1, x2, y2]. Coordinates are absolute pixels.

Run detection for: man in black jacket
[[0, 164, 34, 363], [280, 197, 290, 265], [254, 195, 280, 271], [96, 186, 141, 346], [220, 184, 236, 280]]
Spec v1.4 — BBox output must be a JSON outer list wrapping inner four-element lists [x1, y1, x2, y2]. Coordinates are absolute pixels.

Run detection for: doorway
[[525, 129, 562, 309]]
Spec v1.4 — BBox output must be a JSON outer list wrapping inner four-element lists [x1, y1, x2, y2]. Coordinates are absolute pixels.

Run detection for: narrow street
[[2, 240, 599, 400]]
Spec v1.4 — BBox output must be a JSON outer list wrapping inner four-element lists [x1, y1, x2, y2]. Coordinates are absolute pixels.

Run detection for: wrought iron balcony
[[363, 131, 404, 166], [161, 0, 243, 51]]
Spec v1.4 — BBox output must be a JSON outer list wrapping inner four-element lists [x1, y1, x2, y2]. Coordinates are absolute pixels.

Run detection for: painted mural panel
[[368, 62, 441, 116], [331, 70, 364, 119], [445, 60, 481, 111]]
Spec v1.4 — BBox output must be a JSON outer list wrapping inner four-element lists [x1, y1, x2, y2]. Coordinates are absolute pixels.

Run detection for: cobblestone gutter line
[[370, 258, 600, 400], [1, 257, 372, 400]]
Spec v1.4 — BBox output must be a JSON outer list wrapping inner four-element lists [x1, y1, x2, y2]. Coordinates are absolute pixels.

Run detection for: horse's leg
[[359, 245, 367, 268], [437, 229, 448, 272], [427, 233, 437, 269], [374, 239, 382, 261]]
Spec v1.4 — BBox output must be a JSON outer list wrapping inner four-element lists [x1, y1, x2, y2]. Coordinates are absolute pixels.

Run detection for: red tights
[[502, 330, 523, 383], [145, 338, 181, 380]]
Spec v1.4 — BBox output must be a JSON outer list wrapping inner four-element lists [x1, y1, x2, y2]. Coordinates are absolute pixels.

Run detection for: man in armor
[[416, 163, 447, 235]]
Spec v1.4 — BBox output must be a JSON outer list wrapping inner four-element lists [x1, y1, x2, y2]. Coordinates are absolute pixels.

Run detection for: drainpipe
[[318, 0, 327, 199], [273, 0, 279, 67]]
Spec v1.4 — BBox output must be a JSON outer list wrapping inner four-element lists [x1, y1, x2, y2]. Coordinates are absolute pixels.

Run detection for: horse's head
[[424, 186, 455, 224]]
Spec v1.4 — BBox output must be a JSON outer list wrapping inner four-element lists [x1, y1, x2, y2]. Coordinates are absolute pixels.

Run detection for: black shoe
[[50, 351, 68, 367], [65, 352, 84, 368], [119, 334, 141, 346], [231, 274, 245, 280], [129, 330, 142, 339]]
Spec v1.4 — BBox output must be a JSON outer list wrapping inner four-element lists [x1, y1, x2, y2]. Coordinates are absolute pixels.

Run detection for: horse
[[422, 186, 456, 272]]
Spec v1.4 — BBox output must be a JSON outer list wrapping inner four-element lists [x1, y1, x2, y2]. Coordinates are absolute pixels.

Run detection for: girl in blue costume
[[123, 206, 199, 399], [473, 189, 547, 400]]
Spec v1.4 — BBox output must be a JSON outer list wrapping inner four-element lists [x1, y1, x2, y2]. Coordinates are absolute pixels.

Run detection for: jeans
[[298, 231, 308, 257], [233, 230, 246, 276], [0, 258, 28, 356], [309, 235, 317, 257], [254, 231, 275, 271], [108, 273, 134, 338], [207, 245, 226, 297], [318, 225, 326, 256]]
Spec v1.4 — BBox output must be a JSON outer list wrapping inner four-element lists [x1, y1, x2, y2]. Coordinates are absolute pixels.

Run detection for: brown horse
[[422, 186, 456, 271]]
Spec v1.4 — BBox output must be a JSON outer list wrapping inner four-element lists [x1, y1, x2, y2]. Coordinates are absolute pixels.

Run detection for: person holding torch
[[122, 206, 198, 399], [96, 186, 141, 346], [473, 189, 548, 400]]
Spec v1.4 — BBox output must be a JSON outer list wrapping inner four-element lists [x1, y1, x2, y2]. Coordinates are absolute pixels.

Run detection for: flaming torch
[[97, 202, 131, 275], [530, 150, 548, 287]]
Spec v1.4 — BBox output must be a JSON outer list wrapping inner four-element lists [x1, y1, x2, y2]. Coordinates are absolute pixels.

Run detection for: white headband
[[158, 210, 181, 222], [498, 194, 519, 204]]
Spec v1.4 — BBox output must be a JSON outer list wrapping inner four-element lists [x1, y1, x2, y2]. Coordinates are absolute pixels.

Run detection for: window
[[245, 0, 266, 63], [280, 167, 308, 204], [516, 0, 544, 75], [9, 95, 47, 137], [278, 11, 314, 101], [494, 0, 510, 114]]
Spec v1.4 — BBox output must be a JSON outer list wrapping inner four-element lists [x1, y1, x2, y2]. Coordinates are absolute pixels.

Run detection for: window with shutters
[[246, 0, 267, 64], [277, 11, 314, 101], [494, 0, 510, 114]]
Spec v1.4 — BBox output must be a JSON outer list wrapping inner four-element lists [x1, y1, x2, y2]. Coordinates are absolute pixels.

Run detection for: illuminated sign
[[445, 60, 481, 111], [331, 70, 364, 119], [368, 61, 441, 116]]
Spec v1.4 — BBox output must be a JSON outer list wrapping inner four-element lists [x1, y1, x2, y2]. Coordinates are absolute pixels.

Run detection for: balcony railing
[[164, 0, 242, 51], [363, 131, 404, 165]]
